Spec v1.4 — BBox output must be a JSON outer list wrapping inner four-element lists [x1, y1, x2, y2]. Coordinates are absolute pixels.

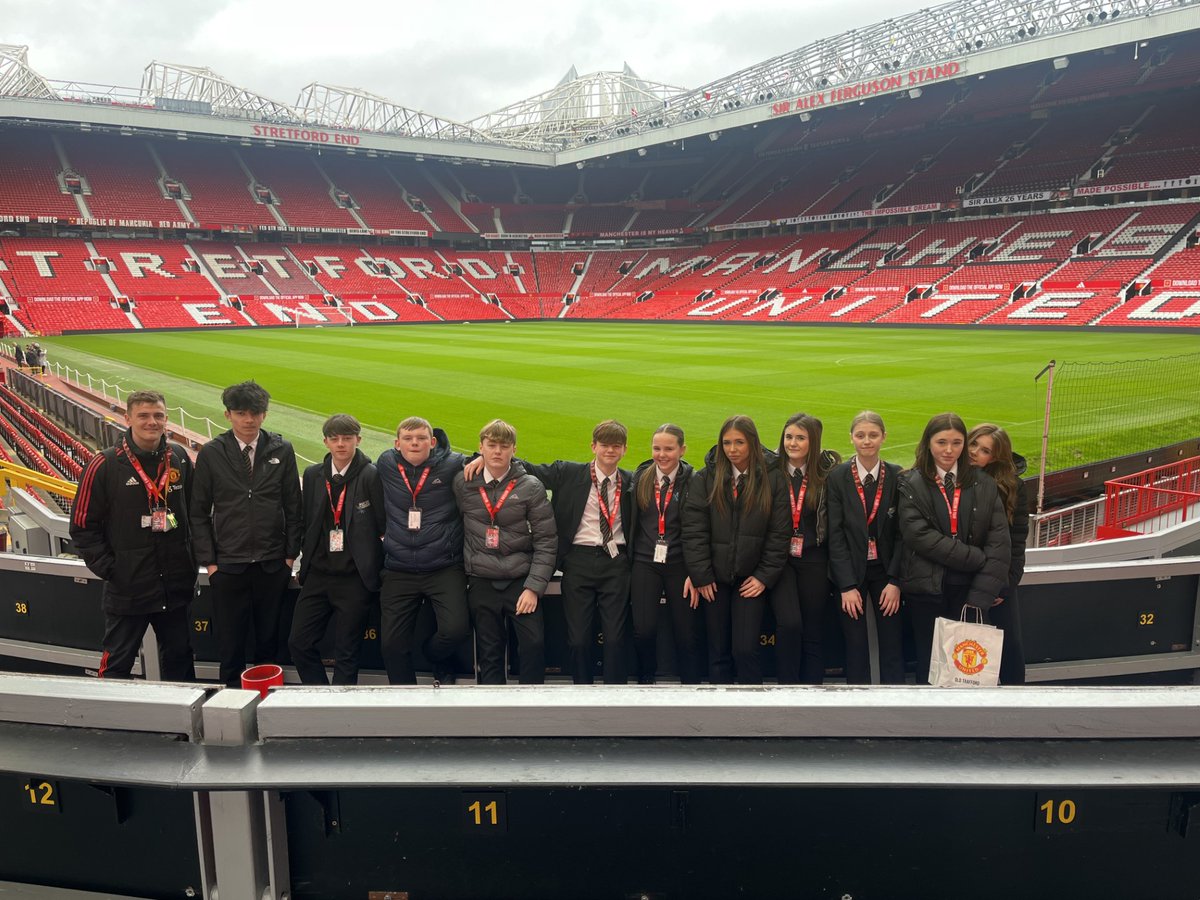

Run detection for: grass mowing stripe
[[41, 323, 1195, 469]]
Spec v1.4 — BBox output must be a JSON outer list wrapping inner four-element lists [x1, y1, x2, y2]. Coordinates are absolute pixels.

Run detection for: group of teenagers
[[69, 378, 1028, 688]]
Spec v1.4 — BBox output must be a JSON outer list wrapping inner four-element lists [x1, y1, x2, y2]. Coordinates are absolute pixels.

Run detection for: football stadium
[[2, 0, 1200, 896]]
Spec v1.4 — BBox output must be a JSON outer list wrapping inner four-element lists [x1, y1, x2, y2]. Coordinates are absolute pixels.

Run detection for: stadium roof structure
[[0, 45, 57, 102], [563, 0, 1200, 155], [294, 83, 493, 144], [141, 61, 298, 122], [0, 0, 1197, 164], [467, 64, 688, 150]]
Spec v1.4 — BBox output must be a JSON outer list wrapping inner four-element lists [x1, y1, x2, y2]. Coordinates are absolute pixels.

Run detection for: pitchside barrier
[[2, 537, 1199, 686], [1, 671, 1199, 899]]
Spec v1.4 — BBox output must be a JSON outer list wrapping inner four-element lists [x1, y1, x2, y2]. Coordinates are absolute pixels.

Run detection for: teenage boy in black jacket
[[191, 381, 303, 687], [507, 420, 635, 685], [288, 414, 385, 685], [70, 390, 196, 680]]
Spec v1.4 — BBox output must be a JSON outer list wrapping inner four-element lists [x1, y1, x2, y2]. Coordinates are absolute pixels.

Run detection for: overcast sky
[[5, 0, 937, 123]]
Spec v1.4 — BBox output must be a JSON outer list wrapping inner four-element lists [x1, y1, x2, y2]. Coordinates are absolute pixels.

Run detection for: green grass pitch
[[40, 322, 1197, 470]]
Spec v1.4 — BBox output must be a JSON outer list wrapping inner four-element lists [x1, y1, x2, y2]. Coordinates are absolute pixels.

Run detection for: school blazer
[[298, 452, 386, 592], [826, 460, 904, 591], [521, 460, 634, 568]]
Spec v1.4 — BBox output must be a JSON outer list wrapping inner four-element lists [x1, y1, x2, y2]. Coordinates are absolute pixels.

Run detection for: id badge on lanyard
[[788, 475, 807, 557], [399, 464, 431, 531], [653, 476, 674, 564], [150, 508, 175, 532], [485, 525, 501, 549], [329, 529, 345, 552]]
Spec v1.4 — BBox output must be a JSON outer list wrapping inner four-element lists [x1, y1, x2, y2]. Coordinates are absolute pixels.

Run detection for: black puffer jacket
[[70, 432, 197, 614], [1004, 453, 1030, 597], [682, 448, 790, 588], [453, 463, 557, 594], [377, 427, 466, 573], [896, 465, 1011, 609]]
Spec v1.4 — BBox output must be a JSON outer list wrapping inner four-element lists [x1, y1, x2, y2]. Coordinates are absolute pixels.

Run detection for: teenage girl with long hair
[[771, 412, 838, 684], [966, 423, 1028, 685], [682, 415, 789, 684], [897, 412, 1010, 685], [628, 424, 702, 683], [827, 411, 906, 684]]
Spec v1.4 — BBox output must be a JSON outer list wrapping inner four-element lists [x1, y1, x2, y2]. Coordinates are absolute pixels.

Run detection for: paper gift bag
[[928, 606, 1004, 687]]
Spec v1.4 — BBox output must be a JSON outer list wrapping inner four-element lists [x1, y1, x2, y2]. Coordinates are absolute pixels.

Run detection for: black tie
[[863, 472, 875, 490], [599, 477, 613, 544], [943, 471, 955, 493], [242, 445, 253, 479], [332, 472, 344, 485], [735, 474, 745, 497]]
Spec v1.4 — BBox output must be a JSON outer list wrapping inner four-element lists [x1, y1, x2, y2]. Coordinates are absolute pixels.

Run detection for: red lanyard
[[590, 463, 621, 535], [788, 472, 808, 532], [397, 464, 430, 503], [852, 463, 885, 527], [479, 478, 517, 524], [653, 474, 676, 538], [124, 439, 171, 507], [326, 478, 347, 528], [938, 478, 962, 536]]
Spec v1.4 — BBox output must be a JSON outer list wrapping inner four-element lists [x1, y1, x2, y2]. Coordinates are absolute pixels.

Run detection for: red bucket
[[240, 664, 284, 698]]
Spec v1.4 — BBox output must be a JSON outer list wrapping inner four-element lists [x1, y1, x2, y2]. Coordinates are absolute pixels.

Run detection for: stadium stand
[[12, 298, 132, 334], [384, 160, 475, 232], [57, 134, 184, 225], [90, 238, 221, 302], [316, 155, 443, 233], [0, 34, 1197, 333], [497, 205, 567, 234], [0, 129, 85, 220], [238, 148, 361, 229], [152, 141, 280, 228], [1, 237, 117, 299], [517, 167, 582, 204]]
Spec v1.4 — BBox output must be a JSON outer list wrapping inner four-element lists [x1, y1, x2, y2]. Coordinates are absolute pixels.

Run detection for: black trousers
[[288, 571, 374, 685], [99, 603, 194, 681], [210, 562, 291, 688], [990, 586, 1026, 685], [839, 568, 906, 685], [379, 565, 469, 685], [468, 578, 545, 685], [907, 581, 972, 685], [630, 559, 703, 684], [703, 581, 767, 685], [560, 545, 631, 684], [767, 556, 825, 684]]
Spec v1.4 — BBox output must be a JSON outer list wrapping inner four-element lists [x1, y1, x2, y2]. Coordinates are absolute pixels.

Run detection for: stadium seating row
[[2, 199, 1196, 331], [1, 37, 1196, 237]]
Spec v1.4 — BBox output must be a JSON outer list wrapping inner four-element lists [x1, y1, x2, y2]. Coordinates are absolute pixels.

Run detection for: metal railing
[[1103, 457, 1200, 534], [0, 345, 223, 440], [1, 343, 319, 464], [1030, 496, 1104, 548]]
